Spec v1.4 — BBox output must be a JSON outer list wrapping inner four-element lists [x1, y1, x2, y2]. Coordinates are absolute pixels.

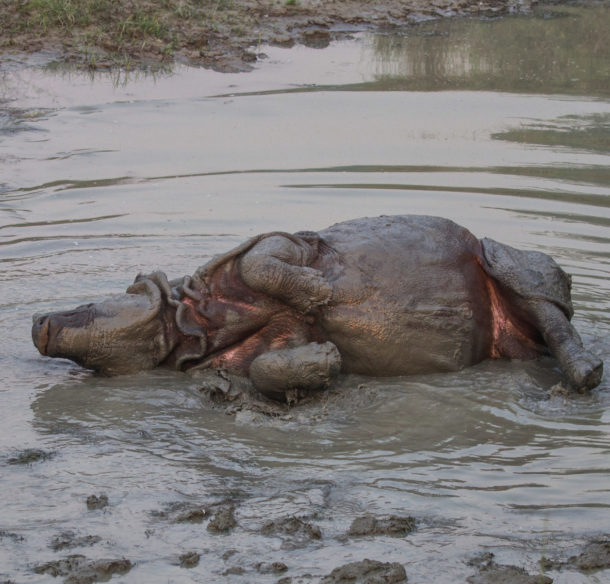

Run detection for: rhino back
[[313, 216, 493, 376]]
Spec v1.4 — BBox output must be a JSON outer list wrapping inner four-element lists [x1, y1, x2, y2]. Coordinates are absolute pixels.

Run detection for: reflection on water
[[370, 3, 610, 95], [0, 3, 609, 584], [493, 112, 610, 154]]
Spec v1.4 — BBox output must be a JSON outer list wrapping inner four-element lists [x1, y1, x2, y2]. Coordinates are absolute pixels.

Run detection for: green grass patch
[[0, 0, 299, 69]]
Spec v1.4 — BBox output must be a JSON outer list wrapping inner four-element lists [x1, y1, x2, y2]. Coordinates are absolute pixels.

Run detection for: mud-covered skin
[[32, 215, 603, 399], [32, 276, 176, 376]]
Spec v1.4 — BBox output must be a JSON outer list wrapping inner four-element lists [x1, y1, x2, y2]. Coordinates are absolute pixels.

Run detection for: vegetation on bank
[[1, 0, 521, 71], [0, 0, 272, 69]]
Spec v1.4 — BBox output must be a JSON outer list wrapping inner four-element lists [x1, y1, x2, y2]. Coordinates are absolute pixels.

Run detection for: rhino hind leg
[[249, 342, 342, 402], [524, 299, 603, 390], [481, 238, 603, 390]]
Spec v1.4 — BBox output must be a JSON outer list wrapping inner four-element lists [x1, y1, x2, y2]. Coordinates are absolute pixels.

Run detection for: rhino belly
[[316, 215, 494, 376], [320, 297, 492, 376]]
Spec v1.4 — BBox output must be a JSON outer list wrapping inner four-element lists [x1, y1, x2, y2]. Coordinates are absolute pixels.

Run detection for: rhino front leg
[[249, 342, 342, 402], [240, 235, 332, 314], [526, 299, 603, 390]]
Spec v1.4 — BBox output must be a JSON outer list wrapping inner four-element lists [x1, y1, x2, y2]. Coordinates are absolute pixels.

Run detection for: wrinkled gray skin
[[32, 216, 603, 401]]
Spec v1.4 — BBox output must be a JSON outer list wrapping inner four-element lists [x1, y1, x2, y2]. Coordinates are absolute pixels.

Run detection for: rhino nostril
[[32, 313, 49, 330]]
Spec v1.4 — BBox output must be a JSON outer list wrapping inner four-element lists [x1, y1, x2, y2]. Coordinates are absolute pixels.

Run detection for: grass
[[16, 0, 171, 40], [20, 0, 114, 31], [0, 0, 264, 68]]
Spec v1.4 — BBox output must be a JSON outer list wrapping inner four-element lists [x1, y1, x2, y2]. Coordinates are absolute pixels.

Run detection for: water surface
[[1, 4, 609, 583]]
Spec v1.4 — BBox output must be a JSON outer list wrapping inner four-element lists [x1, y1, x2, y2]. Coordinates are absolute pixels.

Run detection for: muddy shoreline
[[7, 463, 608, 584], [2, 0, 536, 72]]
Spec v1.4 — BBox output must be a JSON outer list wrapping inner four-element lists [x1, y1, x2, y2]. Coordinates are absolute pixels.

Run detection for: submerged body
[[32, 215, 603, 400]]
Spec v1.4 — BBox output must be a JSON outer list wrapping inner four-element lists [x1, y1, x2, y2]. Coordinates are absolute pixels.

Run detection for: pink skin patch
[[180, 287, 315, 376], [485, 278, 544, 361]]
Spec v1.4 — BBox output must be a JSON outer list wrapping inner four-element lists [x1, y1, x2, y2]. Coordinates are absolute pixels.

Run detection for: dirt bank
[[1, 0, 534, 72]]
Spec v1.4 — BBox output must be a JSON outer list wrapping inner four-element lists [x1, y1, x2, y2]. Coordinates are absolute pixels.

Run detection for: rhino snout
[[31, 305, 94, 361], [32, 313, 50, 355]]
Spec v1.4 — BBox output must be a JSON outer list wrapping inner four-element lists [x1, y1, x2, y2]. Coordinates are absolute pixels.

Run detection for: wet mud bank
[[7, 414, 610, 583], [34, 555, 133, 584], [2, 0, 536, 72], [14, 475, 610, 584]]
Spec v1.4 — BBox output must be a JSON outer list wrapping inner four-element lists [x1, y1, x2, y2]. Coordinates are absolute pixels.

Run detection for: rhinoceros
[[32, 215, 603, 400]]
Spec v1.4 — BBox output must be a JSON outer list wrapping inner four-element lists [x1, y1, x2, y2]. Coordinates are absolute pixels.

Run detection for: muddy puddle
[[1, 4, 609, 583]]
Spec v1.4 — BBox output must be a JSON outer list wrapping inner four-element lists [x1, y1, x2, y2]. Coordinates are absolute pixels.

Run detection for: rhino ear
[[125, 274, 164, 323], [86, 276, 169, 375]]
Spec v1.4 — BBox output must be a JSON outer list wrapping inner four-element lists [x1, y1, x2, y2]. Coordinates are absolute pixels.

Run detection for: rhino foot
[[563, 349, 603, 391], [250, 342, 342, 402]]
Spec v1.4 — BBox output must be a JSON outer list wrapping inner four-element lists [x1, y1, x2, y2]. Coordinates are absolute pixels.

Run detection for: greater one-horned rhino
[[32, 215, 603, 400]]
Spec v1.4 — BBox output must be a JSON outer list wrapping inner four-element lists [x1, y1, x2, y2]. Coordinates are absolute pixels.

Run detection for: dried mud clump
[[207, 504, 237, 534], [348, 514, 416, 537], [179, 551, 200, 569], [85, 494, 108, 511], [256, 561, 288, 574], [565, 539, 610, 572], [466, 553, 552, 584], [7, 448, 54, 465], [320, 558, 407, 584], [261, 515, 322, 549], [50, 531, 102, 551], [34, 555, 132, 584], [0, 530, 24, 543], [152, 502, 208, 523]]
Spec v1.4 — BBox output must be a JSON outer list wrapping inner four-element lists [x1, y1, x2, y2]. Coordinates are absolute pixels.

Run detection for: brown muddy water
[[1, 4, 609, 583]]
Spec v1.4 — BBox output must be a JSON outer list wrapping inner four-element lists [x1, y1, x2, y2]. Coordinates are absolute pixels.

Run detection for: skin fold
[[32, 215, 603, 400]]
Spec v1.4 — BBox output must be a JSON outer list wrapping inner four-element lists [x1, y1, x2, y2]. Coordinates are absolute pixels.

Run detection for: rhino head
[[32, 273, 183, 375]]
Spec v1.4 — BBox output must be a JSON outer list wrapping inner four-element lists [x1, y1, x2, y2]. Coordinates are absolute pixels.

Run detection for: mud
[[178, 551, 201, 569], [223, 566, 245, 575], [7, 448, 54, 465], [0, 530, 24, 543], [151, 501, 209, 523], [206, 504, 237, 534], [85, 494, 108, 511], [34, 555, 132, 584], [50, 532, 102, 552], [348, 515, 416, 537], [542, 538, 610, 573], [256, 561, 289, 574], [151, 499, 240, 534], [467, 566, 552, 584], [467, 553, 552, 584], [565, 539, 610, 572], [261, 516, 322, 549], [198, 369, 380, 422], [0, 0, 536, 72], [320, 559, 407, 584]]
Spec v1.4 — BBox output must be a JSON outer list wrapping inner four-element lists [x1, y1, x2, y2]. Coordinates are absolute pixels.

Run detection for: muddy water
[[1, 4, 609, 583]]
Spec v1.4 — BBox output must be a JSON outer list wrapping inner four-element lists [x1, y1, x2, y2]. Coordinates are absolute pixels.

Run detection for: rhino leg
[[239, 235, 332, 314], [522, 299, 603, 390], [481, 238, 603, 390], [249, 342, 342, 402]]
